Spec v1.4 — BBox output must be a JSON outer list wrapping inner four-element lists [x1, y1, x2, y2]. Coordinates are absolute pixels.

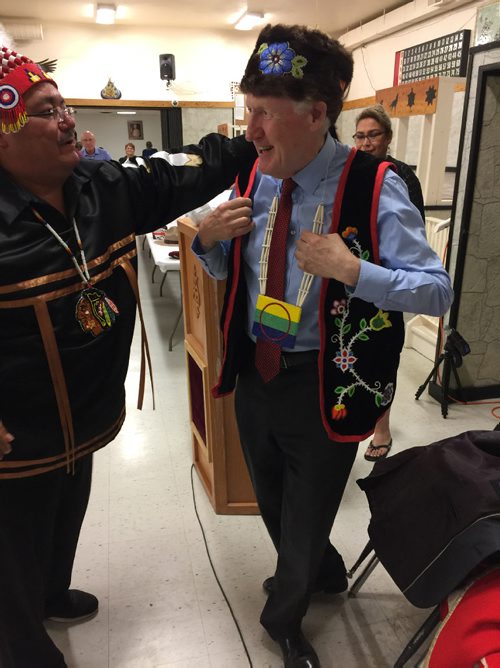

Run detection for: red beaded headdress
[[0, 46, 57, 133]]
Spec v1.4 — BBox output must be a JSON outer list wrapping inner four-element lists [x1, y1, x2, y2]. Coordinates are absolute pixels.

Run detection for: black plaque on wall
[[394, 30, 471, 84]]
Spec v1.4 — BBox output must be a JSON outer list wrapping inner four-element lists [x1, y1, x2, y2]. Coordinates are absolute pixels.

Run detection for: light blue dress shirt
[[193, 134, 453, 351], [80, 146, 112, 161]]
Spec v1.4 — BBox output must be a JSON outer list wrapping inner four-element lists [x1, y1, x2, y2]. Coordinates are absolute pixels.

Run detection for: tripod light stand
[[415, 328, 470, 418]]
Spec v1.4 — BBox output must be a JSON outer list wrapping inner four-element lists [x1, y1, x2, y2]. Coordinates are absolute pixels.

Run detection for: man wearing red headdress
[[0, 46, 256, 667]]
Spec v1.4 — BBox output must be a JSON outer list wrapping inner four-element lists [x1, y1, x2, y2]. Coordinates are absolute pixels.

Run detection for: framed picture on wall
[[474, 1, 500, 46], [127, 120, 143, 140]]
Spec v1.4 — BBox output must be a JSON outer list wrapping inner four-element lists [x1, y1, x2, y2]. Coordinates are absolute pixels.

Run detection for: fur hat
[[240, 24, 353, 126], [0, 46, 57, 133]]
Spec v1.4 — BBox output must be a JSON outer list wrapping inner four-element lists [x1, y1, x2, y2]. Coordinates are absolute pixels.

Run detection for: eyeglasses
[[27, 106, 76, 123], [352, 130, 385, 143]]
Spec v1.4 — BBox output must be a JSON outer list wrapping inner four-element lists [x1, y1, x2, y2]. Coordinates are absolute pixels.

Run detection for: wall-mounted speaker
[[159, 54, 176, 81]]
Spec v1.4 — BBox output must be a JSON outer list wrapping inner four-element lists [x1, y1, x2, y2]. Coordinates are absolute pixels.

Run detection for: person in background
[[354, 105, 424, 218], [353, 104, 425, 462], [80, 129, 112, 160], [193, 24, 453, 667], [119, 142, 145, 168], [0, 44, 256, 668], [142, 140, 158, 158]]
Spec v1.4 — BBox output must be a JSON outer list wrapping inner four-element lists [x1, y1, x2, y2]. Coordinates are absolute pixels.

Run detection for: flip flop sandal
[[364, 438, 393, 462]]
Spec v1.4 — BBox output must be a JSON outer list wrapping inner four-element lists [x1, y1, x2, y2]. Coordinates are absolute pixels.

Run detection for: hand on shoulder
[[198, 197, 253, 251], [295, 231, 361, 285]]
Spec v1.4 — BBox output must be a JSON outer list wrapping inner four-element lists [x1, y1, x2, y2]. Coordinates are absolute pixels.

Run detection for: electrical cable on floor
[[190, 464, 254, 668]]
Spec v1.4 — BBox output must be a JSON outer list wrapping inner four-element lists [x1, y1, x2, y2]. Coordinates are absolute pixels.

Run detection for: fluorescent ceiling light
[[96, 4, 116, 25], [234, 11, 265, 31], [116, 111, 137, 115]]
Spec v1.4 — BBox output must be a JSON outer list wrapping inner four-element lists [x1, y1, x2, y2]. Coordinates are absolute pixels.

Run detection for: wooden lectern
[[177, 217, 258, 515]]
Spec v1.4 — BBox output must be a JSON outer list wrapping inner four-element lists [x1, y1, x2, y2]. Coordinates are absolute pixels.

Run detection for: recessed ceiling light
[[234, 11, 265, 31], [96, 3, 116, 25]]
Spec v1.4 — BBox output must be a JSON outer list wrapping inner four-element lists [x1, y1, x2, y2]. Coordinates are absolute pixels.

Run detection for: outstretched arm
[[129, 134, 257, 235]]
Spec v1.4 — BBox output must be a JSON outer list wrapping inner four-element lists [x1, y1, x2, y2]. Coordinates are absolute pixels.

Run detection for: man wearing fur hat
[[194, 24, 453, 667], [0, 46, 256, 667]]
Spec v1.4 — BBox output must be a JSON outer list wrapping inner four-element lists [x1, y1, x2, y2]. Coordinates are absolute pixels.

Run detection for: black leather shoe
[[276, 631, 321, 668], [263, 574, 348, 596], [45, 589, 99, 622]]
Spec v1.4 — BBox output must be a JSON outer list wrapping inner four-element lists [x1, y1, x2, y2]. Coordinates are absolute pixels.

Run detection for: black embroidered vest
[[320, 149, 404, 441], [213, 149, 404, 443]]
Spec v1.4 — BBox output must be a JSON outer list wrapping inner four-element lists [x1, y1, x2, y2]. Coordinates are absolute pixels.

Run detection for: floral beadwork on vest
[[320, 151, 404, 441], [329, 227, 394, 423]]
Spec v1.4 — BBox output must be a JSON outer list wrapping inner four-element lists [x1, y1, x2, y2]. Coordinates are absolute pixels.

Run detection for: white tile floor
[[46, 242, 498, 668]]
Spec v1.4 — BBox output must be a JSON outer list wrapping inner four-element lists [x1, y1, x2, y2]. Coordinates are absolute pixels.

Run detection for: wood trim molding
[[66, 98, 234, 109], [343, 82, 464, 112], [343, 96, 376, 111], [69, 88, 465, 113]]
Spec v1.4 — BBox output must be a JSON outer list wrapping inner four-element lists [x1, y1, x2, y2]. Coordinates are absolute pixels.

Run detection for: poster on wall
[[394, 30, 471, 85], [474, 1, 500, 46]]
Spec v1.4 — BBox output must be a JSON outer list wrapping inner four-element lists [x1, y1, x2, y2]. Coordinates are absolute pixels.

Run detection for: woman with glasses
[[353, 105, 425, 461], [353, 105, 425, 219]]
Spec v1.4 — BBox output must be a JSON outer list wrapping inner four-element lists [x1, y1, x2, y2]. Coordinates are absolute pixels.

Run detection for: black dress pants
[[235, 357, 358, 638], [0, 455, 93, 668]]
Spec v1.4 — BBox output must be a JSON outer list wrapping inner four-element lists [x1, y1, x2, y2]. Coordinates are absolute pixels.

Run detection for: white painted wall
[[73, 107, 235, 161], [21, 23, 255, 102], [14, 22, 252, 153], [74, 110, 162, 161], [342, 1, 482, 101], [336, 1, 483, 174], [18, 3, 481, 104], [13, 4, 483, 170]]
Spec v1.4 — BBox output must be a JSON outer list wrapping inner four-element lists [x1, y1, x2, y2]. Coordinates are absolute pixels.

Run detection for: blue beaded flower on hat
[[257, 42, 308, 79]]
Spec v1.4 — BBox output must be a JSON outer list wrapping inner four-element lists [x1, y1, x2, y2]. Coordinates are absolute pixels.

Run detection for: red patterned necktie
[[255, 178, 296, 383]]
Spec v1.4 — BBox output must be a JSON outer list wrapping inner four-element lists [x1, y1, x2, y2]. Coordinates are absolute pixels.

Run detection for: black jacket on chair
[[357, 429, 500, 606]]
